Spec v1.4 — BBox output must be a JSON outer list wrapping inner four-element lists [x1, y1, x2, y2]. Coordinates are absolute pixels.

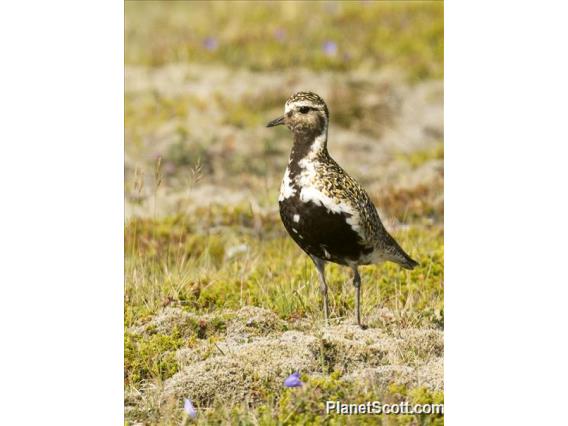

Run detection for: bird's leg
[[311, 256, 329, 325], [352, 267, 364, 328]]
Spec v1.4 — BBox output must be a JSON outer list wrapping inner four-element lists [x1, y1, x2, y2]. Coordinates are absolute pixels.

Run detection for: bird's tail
[[397, 253, 419, 270], [384, 235, 419, 270]]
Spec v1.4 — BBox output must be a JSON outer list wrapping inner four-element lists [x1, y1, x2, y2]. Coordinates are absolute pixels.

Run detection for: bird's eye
[[298, 106, 310, 114]]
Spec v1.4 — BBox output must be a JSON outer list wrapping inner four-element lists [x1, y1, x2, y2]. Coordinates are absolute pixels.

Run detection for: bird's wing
[[312, 159, 383, 248]]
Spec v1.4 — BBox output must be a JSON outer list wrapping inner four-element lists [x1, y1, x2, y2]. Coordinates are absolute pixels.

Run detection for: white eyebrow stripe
[[285, 101, 323, 113]]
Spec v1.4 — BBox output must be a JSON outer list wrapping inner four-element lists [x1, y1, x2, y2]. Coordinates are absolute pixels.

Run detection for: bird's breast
[[278, 184, 372, 265]]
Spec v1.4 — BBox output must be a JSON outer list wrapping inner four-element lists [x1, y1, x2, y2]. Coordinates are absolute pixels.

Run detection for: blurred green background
[[125, 0, 443, 220], [126, 1, 443, 78]]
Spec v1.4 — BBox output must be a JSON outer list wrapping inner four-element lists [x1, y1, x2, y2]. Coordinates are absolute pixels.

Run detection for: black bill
[[266, 115, 286, 128]]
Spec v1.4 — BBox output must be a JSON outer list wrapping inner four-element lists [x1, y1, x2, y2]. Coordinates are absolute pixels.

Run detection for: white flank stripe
[[278, 168, 296, 201], [298, 186, 363, 235], [310, 131, 327, 154]]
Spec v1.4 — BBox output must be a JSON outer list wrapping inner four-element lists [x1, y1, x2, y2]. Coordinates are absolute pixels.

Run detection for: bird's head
[[266, 91, 329, 138]]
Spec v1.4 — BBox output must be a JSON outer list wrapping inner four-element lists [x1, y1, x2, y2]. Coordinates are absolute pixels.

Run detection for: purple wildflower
[[322, 40, 338, 57], [274, 28, 287, 42], [284, 372, 303, 388], [163, 161, 176, 175], [184, 398, 197, 418], [203, 37, 218, 51]]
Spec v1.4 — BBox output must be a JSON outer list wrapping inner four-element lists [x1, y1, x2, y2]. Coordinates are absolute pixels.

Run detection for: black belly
[[279, 196, 372, 265]]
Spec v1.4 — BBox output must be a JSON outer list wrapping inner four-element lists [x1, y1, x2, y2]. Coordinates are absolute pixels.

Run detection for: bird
[[266, 91, 418, 328]]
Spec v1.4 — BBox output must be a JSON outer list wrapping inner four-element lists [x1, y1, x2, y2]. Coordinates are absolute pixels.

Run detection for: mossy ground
[[125, 2, 443, 424], [125, 209, 443, 424]]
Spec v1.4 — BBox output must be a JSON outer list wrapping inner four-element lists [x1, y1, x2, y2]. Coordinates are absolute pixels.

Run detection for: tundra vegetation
[[125, 2, 443, 424]]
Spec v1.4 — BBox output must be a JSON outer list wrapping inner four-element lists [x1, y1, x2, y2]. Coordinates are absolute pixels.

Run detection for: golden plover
[[267, 91, 418, 328]]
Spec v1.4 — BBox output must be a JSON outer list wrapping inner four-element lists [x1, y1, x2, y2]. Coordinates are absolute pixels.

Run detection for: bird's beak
[[266, 115, 286, 128]]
